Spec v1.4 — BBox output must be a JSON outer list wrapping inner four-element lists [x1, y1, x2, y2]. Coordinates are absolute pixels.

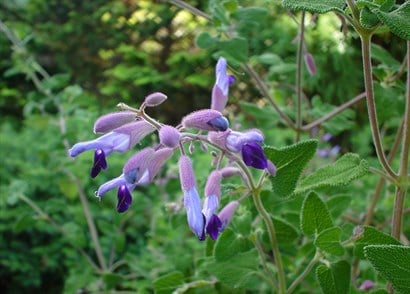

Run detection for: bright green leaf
[[316, 260, 350, 294], [294, 153, 369, 195], [153, 271, 184, 292], [265, 140, 318, 198], [272, 216, 299, 244], [364, 245, 410, 294], [196, 32, 215, 49], [218, 37, 248, 63], [354, 226, 401, 258], [282, 0, 346, 14], [372, 3, 410, 40], [315, 227, 345, 256], [360, 6, 380, 29], [214, 228, 253, 262], [301, 192, 333, 235]]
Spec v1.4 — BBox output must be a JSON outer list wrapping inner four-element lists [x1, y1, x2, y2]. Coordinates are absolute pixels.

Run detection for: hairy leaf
[[294, 153, 369, 195], [316, 260, 350, 294], [364, 245, 410, 294], [282, 0, 346, 13], [301, 192, 333, 235], [315, 227, 345, 256], [372, 3, 410, 40], [265, 140, 317, 198]]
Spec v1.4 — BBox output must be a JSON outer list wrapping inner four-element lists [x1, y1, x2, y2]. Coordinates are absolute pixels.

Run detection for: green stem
[[391, 41, 410, 240], [252, 190, 286, 294], [295, 11, 306, 142], [361, 34, 397, 179], [286, 251, 320, 294]]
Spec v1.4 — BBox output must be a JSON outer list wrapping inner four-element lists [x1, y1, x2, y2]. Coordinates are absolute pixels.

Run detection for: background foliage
[[0, 0, 408, 293]]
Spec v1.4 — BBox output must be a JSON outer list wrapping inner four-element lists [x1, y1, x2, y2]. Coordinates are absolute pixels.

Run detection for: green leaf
[[102, 273, 124, 290], [315, 227, 345, 256], [205, 250, 260, 288], [354, 226, 401, 259], [316, 260, 350, 294], [364, 245, 410, 294], [326, 195, 351, 218], [196, 32, 215, 49], [372, 3, 410, 40], [214, 228, 253, 262], [218, 37, 248, 63], [294, 153, 369, 195], [233, 7, 268, 25], [265, 140, 318, 198], [153, 271, 184, 293], [272, 216, 299, 244], [282, 0, 346, 14], [360, 6, 380, 29], [301, 192, 333, 235]]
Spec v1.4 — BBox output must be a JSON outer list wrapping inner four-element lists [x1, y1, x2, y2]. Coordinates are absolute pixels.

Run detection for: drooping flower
[[241, 142, 268, 169], [203, 170, 223, 240], [117, 185, 133, 213], [182, 109, 229, 132], [218, 201, 240, 230], [211, 57, 235, 112], [69, 120, 156, 177], [179, 155, 205, 240]]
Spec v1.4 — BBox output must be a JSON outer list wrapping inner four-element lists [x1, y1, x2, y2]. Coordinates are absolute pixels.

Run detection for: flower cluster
[[69, 57, 276, 241]]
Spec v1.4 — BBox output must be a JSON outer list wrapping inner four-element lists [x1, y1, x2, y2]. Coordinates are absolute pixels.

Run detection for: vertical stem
[[361, 34, 397, 179], [252, 190, 286, 294], [295, 11, 306, 142], [391, 41, 410, 240]]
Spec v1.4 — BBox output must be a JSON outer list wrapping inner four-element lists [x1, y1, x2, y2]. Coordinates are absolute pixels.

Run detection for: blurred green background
[[0, 0, 407, 293]]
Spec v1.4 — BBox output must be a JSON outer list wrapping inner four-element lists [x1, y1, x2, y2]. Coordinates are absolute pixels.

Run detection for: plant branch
[[286, 251, 320, 294], [302, 92, 366, 131], [361, 34, 397, 179], [168, 0, 211, 20], [295, 11, 306, 142], [242, 63, 296, 129]]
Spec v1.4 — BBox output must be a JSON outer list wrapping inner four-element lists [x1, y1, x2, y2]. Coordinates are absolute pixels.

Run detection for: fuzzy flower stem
[[295, 11, 306, 142], [361, 34, 397, 180], [117, 102, 162, 129]]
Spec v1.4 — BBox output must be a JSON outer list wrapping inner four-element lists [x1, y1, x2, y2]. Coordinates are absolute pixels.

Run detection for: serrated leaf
[[316, 260, 350, 294], [153, 271, 184, 292], [364, 245, 410, 294], [265, 140, 318, 198], [214, 228, 253, 262], [294, 153, 369, 195], [282, 0, 346, 14], [301, 192, 333, 235], [315, 227, 344, 256], [354, 226, 401, 259], [372, 3, 410, 40], [218, 37, 248, 63], [205, 249, 259, 288]]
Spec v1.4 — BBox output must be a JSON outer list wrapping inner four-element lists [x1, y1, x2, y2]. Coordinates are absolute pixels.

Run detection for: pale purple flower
[[359, 280, 374, 291], [211, 57, 235, 112], [304, 52, 317, 76], [218, 201, 239, 230], [93, 111, 136, 133], [179, 155, 205, 240], [266, 160, 277, 176], [159, 125, 181, 148], [182, 109, 229, 132], [144, 92, 167, 107], [203, 170, 223, 240]]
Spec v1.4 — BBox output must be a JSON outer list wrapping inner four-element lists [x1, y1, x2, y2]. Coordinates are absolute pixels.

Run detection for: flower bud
[[359, 280, 374, 291], [220, 167, 240, 178], [93, 111, 136, 134], [178, 155, 196, 191], [182, 109, 229, 132], [218, 201, 239, 229], [304, 52, 317, 76], [159, 125, 181, 148], [144, 92, 167, 107], [123, 147, 155, 184], [266, 160, 277, 176]]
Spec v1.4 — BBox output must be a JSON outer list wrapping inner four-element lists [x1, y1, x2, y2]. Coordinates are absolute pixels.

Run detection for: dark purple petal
[[91, 149, 107, 178], [116, 185, 132, 213], [206, 214, 222, 240], [241, 142, 268, 169], [207, 116, 229, 131], [228, 75, 236, 85]]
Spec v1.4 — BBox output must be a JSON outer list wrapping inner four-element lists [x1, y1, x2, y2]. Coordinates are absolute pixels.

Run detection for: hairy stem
[[286, 251, 320, 294], [295, 11, 306, 142], [361, 34, 397, 179], [252, 190, 286, 294]]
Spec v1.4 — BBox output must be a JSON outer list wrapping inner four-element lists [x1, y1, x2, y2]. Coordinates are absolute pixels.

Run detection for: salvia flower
[[182, 109, 229, 132], [203, 170, 223, 240], [211, 57, 235, 112], [93, 111, 136, 133], [218, 201, 240, 231], [179, 155, 205, 240]]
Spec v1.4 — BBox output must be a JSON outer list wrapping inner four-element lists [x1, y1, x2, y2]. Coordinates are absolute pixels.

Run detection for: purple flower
[[93, 111, 136, 133], [91, 149, 108, 178], [304, 52, 317, 76], [359, 280, 374, 291], [117, 185, 132, 213], [203, 170, 223, 240], [242, 142, 268, 169], [211, 57, 235, 112], [143, 92, 167, 107], [159, 125, 181, 148], [218, 201, 239, 230], [69, 120, 156, 177], [182, 109, 229, 132], [179, 155, 205, 240]]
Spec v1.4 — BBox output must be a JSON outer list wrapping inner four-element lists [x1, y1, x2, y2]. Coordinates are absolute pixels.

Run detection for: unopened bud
[[144, 92, 167, 107], [182, 109, 229, 132], [218, 201, 239, 229], [159, 125, 181, 148], [304, 52, 317, 76], [94, 111, 136, 133]]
